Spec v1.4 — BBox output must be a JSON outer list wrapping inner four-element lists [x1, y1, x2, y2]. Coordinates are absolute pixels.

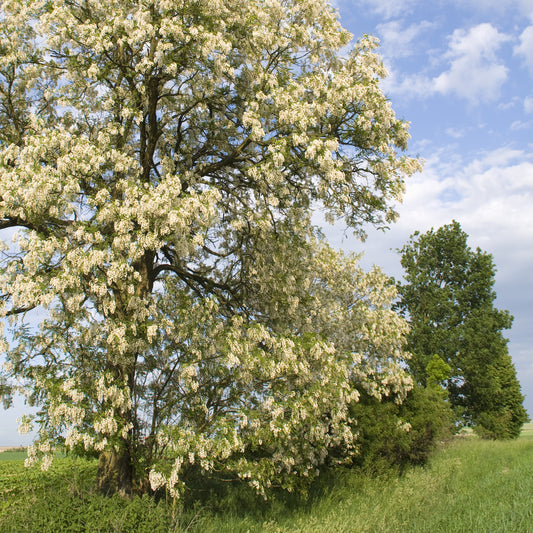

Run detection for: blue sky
[[327, 0, 533, 417], [2, 0, 532, 446]]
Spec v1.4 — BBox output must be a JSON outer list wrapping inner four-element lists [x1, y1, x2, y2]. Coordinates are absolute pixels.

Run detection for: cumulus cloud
[[514, 25, 533, 74], [376, 19, 433, 59], [390, 148, 533, 282], [433, 23, 511, 103], [381, 23, 511, 104], [380, 70, 433, 98], [349, 146, 533, 267], [339, 146, 533, 270]]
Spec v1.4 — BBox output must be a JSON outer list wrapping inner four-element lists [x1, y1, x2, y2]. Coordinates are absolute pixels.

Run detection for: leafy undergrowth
[[0, 456, 177, 532], [1, 434, 533, 532]]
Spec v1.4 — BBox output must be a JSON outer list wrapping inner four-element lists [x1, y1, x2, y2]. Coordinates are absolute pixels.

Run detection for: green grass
[[1, 432, 533, 532]]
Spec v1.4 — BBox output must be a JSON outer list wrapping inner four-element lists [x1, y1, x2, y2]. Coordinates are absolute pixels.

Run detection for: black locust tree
[[0, 0, 420, 496]]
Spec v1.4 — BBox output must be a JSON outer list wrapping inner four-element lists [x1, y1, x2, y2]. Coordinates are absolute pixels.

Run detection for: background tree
[[0, 0, 419, 498], [397, 221, 528, 438]]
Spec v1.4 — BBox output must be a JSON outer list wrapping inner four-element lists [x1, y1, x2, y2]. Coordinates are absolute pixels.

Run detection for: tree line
[[397, 221, 527, 440]]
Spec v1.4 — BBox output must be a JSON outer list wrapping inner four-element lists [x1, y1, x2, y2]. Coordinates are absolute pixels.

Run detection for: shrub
[[349, 384, 454, 470]]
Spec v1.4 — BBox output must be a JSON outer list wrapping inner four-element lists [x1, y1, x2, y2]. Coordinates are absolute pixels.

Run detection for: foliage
[[0, 0, 419, 497], [348, 382, 453, 471], [425, 354, 452, 391], [0, 456, 177, 532], [2, 436, 533, 532], [397, 221, 528, 438]]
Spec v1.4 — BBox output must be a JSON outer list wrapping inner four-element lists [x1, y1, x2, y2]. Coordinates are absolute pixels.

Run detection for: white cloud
[[511, 120, 532, 130], [392, 148, 533, 283], [498, 97, 521, 110], [351, 0, 417, 20], [382, 23, 511, 104], [445, 127, 465, 138], [433, 24, 511, 103], [525, 95, 533, 113], [514, 25, 533, 74], [376, 19, 433, 59], [349, 146, 533, 276], [381, 69, 433, 98]]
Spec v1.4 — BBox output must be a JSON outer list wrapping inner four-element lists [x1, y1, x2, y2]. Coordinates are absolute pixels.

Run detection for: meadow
[[1, 426, 532, 532]]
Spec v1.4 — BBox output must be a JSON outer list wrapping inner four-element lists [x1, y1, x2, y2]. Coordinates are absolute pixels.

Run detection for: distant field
[[520, 422, 533, 440], [0, 448, 27, 462], [1, 430, 533, 532]]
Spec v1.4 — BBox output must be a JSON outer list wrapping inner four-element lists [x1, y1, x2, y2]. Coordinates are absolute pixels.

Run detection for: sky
[[1, 0, 533, 446], [326, 0, 533, 417]]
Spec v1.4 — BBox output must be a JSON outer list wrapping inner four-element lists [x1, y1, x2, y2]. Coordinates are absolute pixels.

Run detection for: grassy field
[[521, 422, 533, 440], [1, 427, 532, 532]]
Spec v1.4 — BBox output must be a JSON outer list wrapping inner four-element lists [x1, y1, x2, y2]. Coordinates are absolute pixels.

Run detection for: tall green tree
[[397, 221, 527, 438], [0, 0, 419, 498]]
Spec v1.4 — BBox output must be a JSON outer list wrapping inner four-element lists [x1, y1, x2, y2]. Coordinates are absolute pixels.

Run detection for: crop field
[[1, 427, 532, 532]]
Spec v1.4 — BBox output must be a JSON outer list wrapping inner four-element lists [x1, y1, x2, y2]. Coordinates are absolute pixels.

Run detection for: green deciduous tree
[[397, 221, 528, 438], [0, 0, 419, 497]]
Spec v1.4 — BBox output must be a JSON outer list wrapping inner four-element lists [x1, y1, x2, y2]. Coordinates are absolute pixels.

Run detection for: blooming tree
[[0, 0, 419, 497]]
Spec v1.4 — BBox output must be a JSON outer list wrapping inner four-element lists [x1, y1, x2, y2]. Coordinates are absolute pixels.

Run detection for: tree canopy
[[0, 0, 420, 497], [397, 221, 528, 438]]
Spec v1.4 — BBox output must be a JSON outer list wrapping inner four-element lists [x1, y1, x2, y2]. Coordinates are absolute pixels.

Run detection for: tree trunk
[[95, 253, 153, 497], [96, 446, 133, 497]]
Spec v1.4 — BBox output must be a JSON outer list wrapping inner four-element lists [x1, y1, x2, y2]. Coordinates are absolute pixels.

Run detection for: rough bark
[[96, 446, 134, 497]]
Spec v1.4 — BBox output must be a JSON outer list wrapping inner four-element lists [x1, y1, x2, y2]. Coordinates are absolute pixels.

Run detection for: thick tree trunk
[[95, 253, 153, 497], [96, 446, 133, 497]]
